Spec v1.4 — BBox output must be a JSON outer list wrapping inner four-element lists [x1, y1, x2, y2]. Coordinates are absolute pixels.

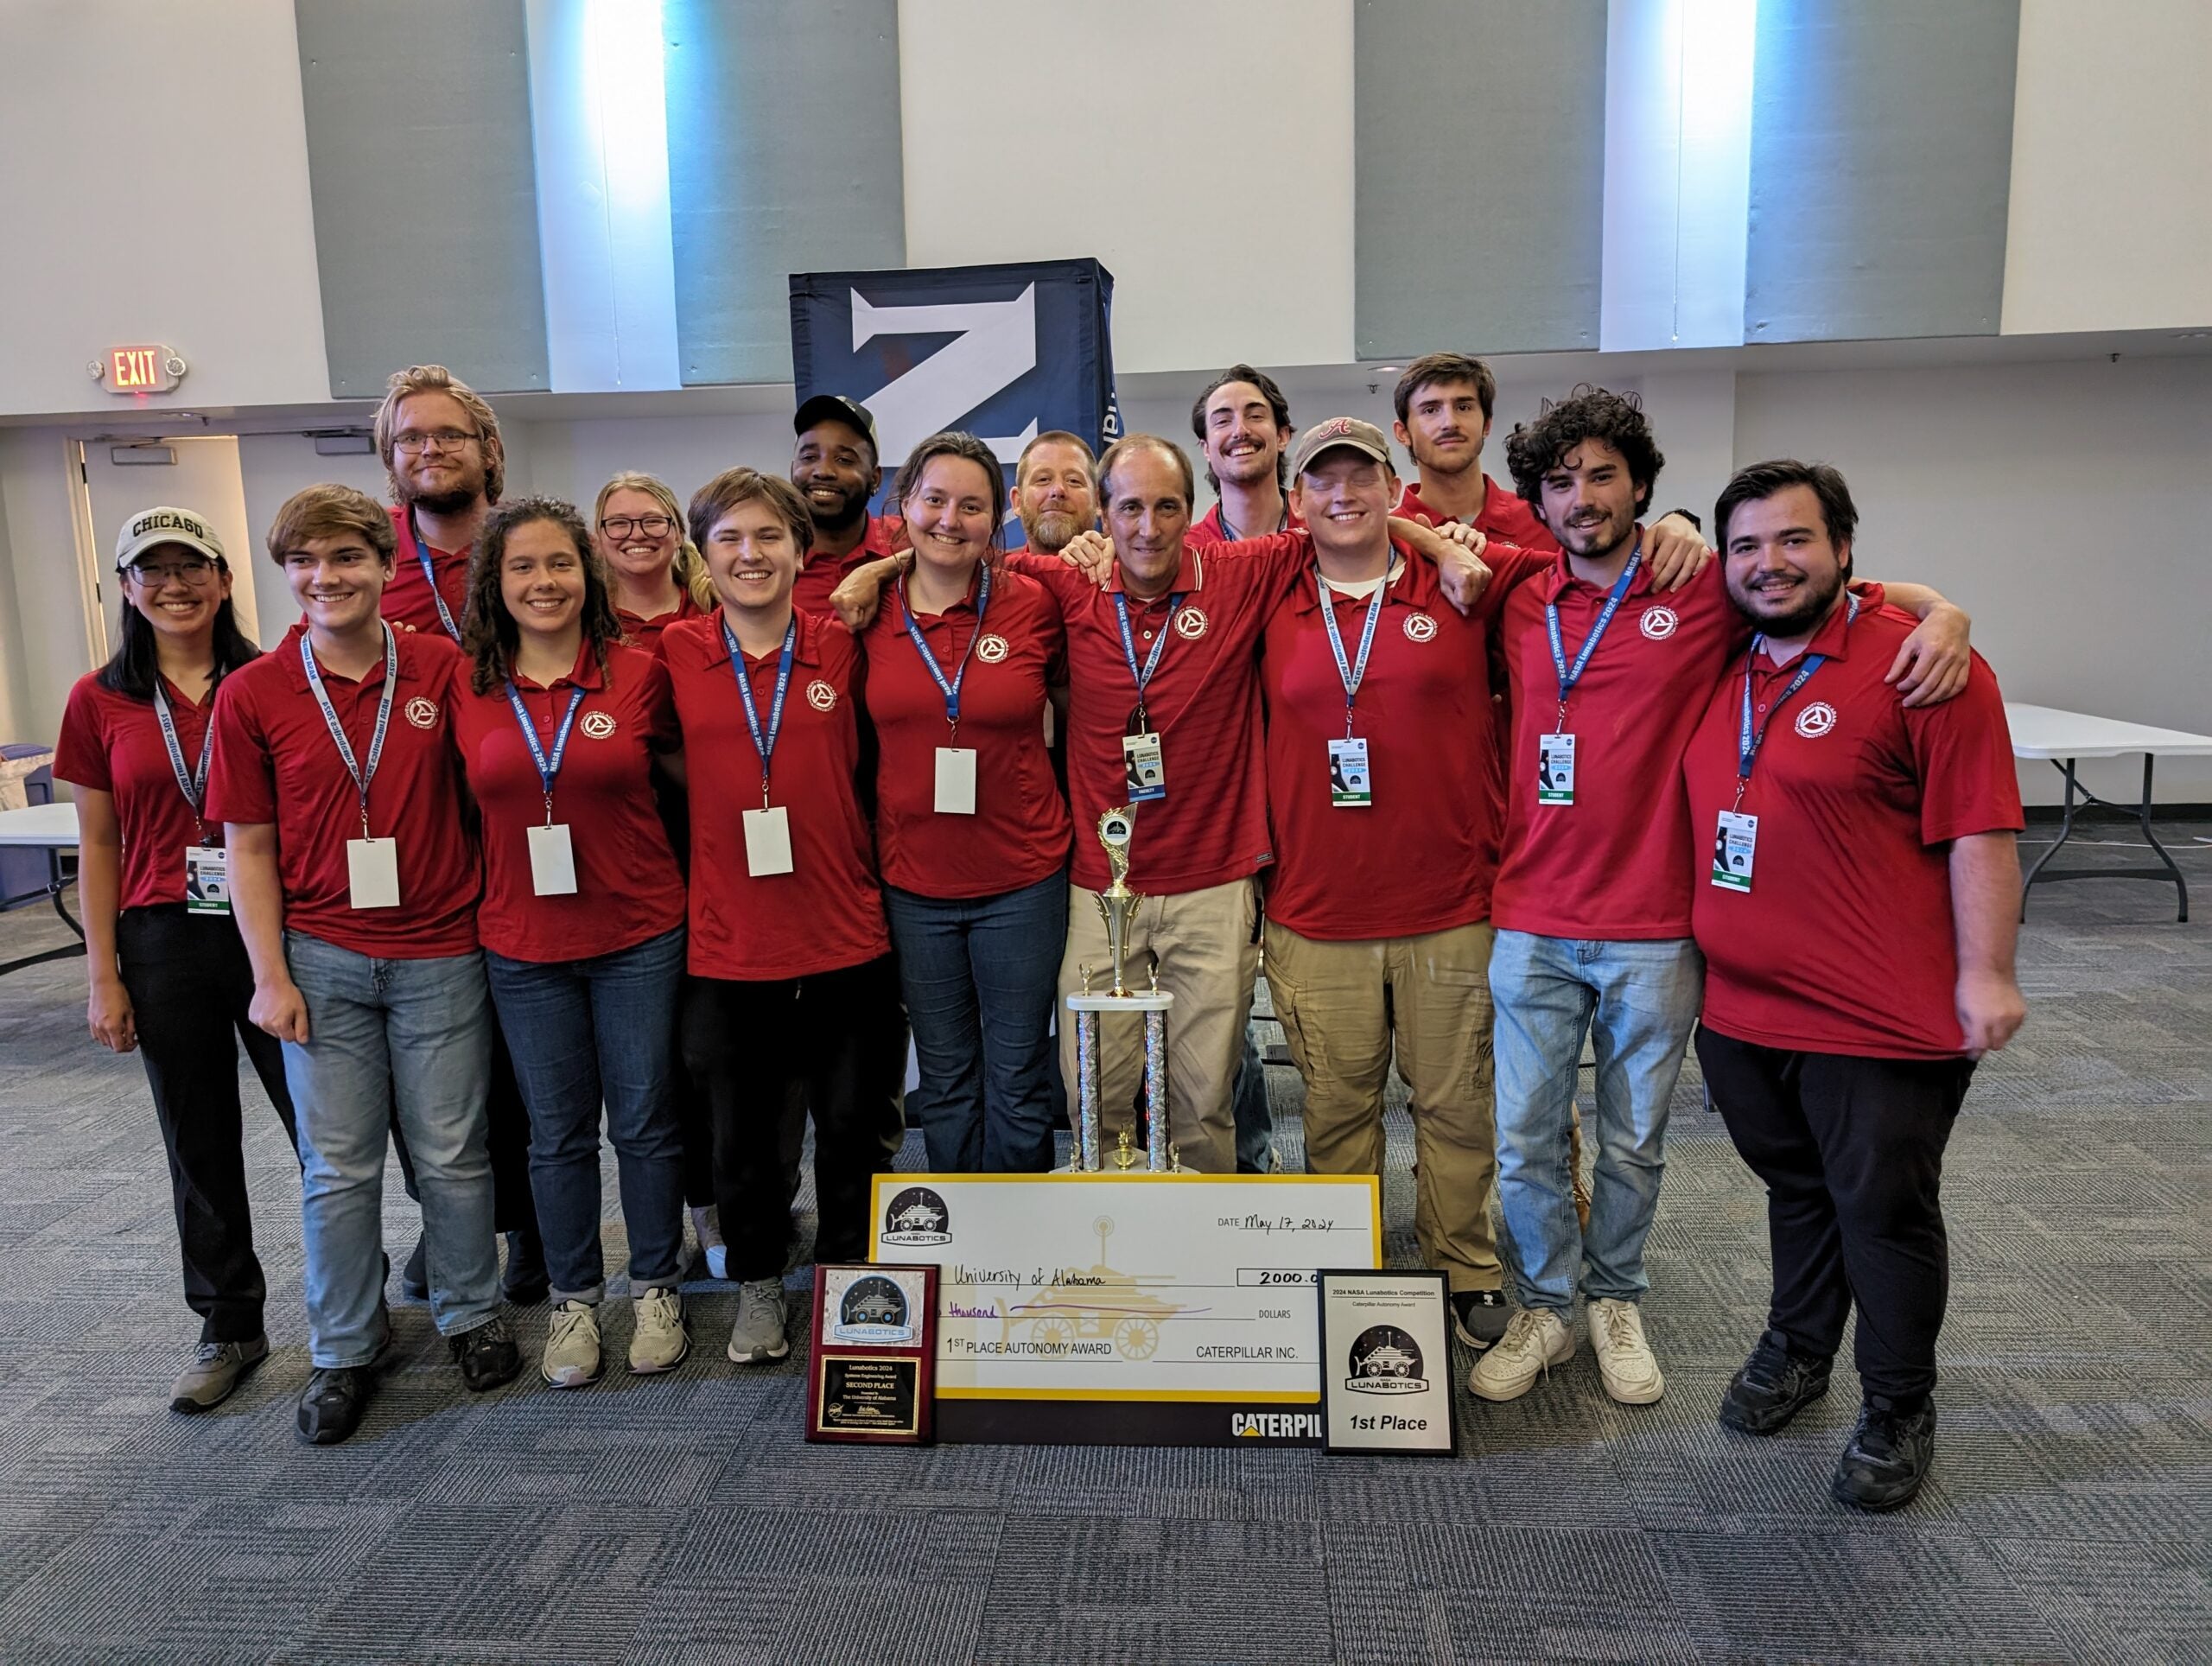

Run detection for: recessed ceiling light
[[1373, 365, 1401, 373]]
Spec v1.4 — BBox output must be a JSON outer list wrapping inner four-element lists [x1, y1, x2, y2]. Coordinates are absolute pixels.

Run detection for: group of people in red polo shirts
[[55, 355, 2025, 1510]]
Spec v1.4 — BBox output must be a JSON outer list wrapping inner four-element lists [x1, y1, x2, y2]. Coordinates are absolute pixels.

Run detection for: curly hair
[[462, 497, 624, 696], [892, 431, 1007, 547], [374, 364, 506, 506], [1503, 385, 1664, 517], [593, 471, 715, 611]]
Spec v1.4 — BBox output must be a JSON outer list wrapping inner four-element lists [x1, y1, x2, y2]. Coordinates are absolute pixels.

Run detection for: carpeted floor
[[0, 826, 2206, 1663]]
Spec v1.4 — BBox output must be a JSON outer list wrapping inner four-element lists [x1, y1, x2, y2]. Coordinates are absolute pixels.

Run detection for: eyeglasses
[[129, 555, 216, 585], [600, 513, 676, 539], [392, 429, 480, 455]]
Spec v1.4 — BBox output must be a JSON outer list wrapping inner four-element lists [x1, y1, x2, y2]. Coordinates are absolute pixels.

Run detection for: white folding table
[[0, 801, 84, 976], [2006, 703, 2212, 923]]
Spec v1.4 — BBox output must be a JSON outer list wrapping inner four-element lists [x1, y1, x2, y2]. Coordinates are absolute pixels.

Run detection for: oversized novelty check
[[868, 1173, 1380, 1440]]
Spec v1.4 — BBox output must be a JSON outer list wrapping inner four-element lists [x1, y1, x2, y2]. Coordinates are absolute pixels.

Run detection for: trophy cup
[[1067, 807, 1177, 1172]]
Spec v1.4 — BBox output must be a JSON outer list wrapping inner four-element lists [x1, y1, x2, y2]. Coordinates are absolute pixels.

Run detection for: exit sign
[[94, 345, 185, 393]]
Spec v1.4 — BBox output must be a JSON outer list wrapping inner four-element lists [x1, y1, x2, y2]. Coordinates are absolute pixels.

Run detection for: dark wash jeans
[[115, 905, 301, 1343], [486, 926, 688, 1301]]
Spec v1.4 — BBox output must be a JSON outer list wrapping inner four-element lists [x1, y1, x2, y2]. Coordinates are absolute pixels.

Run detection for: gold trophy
[[1068, 808, 1177, 1172]]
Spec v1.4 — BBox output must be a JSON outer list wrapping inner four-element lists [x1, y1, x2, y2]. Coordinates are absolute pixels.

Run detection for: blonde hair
[[374, 364, 506, 505], [264, 483, 397, 567], [594, 471, 715, 611]]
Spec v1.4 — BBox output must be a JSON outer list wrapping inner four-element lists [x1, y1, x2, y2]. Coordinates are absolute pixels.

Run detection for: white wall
[[235, 436, 394, 647], [511, 412, 798, 514], [0, 429, 98, 747], [2001, 0, 2212, 336], [897, 0, 1357, 376], [1732, 354, 2212, 803], [0, 0, 331, 418]]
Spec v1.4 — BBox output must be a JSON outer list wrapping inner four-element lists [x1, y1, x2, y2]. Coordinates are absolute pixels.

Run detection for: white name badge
[[183, 845, 230, 916], [1712, 811, 1758, 891], [346, 837, 403, 909], [526, 823, 578, 896], [743, 805, 795, 876], [1328, 736, 1372, 807], [1122, 731, 1166, 802], [934, 747, 978, 815], [1538, 732, 1577, 805]]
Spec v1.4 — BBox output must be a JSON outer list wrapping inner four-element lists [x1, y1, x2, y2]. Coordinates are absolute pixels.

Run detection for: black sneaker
[[449, 1314, 523, 1391], [1719, 1329, 1832, 1435], [503, 1228, 550, 1306], [296, 1366, 373, 1445], [1832, 1401, 1937, 1511], [1451, 1288, 1511, 1349], [400, 1237, 429, 1302]]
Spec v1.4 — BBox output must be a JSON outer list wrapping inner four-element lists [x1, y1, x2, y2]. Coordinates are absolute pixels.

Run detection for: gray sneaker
[[727, 1277, 789, 1364], [629, 1287, 690, 1375], [170, 1333, 269, 1412]]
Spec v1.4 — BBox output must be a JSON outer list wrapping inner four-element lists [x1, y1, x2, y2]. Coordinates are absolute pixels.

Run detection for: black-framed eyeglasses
[[129, 555, 217, 585], [392, 429, 480, 455], [601, 513, 675, 539]]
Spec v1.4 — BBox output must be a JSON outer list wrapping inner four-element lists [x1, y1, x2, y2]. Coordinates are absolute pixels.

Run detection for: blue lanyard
[[1113, 589, 1184, 726], [1734, 592, 1860, 804], [898, 566, 991, 736], [1317, 571, 1387, 737], [502, 681, 587, 824], [724, 616, 797, 806], [1545, 542, 1643, 722], [406, 510, 464, 644], [1214, 499, 1287, 543], [150, 681, 213, 838], [300, 625, 399, 836]]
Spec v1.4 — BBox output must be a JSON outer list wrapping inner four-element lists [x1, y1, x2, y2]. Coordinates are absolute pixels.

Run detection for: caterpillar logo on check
[[1230, 1411, 1322, 1440]]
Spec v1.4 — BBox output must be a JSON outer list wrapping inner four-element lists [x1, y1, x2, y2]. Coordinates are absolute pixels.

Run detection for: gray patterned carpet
[[0, 827, 2207, 1663]]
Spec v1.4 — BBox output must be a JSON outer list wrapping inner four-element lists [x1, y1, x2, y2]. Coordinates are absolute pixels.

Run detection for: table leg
[[2018, 758, 2081, 920], [2134, 755, 2189, 923], [0, 855, 86, 977], [2017, 754, 2188, 923]]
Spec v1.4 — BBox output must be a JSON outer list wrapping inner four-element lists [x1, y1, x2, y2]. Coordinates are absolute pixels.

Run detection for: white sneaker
[[727, 1277, 789, 1364], [1589, 1298, 1665, 1404], [691, 1205, 728, 1281], [540, 1300, 603, 1389], [1467, 1307, 1573, 1402], [628, 1286, 690, 1375]]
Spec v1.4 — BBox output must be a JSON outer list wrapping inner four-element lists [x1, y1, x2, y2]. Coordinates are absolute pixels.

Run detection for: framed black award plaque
[[806, 1263, 938, 1445], [1314, 1268, 1458, 1455]]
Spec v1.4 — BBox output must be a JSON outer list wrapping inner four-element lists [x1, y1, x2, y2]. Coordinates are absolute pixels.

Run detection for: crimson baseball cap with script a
[[1291, 416, 1395, 478], [114, 506, 226, 573]]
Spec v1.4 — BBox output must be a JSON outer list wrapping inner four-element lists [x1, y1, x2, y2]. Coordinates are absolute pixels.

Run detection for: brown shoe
[[170, 1333, 269, 1412]]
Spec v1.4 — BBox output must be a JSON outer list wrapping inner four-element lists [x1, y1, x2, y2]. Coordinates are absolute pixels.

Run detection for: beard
[[403, 481, 481, 517], [803, 483, 868, 534], [1731, 565, 1847, 636], [1024, 509, 1083, 554], [1557, 505, 1635, 562]]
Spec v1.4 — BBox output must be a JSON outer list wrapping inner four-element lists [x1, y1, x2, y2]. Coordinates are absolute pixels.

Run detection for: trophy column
[[1065, 988, 1175, 1172]]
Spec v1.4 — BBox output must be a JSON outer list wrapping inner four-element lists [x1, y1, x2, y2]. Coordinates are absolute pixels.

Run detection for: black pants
[[116, 906, 301, 1344], [390, 1023, 540, 1237], [683, 955, 908, 1279], [1695, 1025, 1974, 1408]]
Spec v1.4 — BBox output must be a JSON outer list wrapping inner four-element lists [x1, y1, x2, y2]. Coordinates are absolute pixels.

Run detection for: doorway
[[73, 435, 263, 656]]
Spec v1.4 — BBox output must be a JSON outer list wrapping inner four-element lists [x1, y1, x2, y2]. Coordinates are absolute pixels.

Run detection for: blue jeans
[[1488, 931, 1705, 1313], [485, 926, 687, 1302], [283, 932, 499, 1366], [885, 870, 1066, 1173]]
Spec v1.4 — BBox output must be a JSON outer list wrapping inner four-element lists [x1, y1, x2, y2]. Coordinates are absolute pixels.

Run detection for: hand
[[87, 975, 137, 1053], [1955, 965, 2025, 1056], [829, 556, 899, 632], [1059, 530, 1115, 587], [251, 978, 312, 1045], [1644, 515, 1712, 591], [1389, 516, 1490, 615], [1888, 602, 1972, 708]]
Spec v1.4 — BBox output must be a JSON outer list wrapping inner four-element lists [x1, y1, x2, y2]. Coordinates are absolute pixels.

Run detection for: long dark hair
[[94, 563, 260, 700], [462, 496, 625, 695]]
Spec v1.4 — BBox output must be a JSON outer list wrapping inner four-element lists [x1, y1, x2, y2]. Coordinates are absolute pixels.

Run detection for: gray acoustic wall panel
[[1745, 0, 2019, 344], [665, 0, 906, 386], [295, 0, 550, 397], [1354, 0, 1608, 359]]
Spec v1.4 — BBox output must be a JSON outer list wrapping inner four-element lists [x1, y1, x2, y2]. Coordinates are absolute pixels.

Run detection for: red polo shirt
[[1395, 475, 1560, 552], [791, 515, 904, 618], [383, 505, 471, 642], [449, 641, 685, 963], [1187, 499, 1304, 547], [660, 609, 890, 981], [1684, 587, 2023, 1059], [617, 590, 705, 654], [860, 568, 1071, 899], [1003, 534, 1307, 896], [55, 672, 230, 911], [206, 624, 479, 957], [1491, 552, 1745, 939], [1259, 539, 1550, 941]]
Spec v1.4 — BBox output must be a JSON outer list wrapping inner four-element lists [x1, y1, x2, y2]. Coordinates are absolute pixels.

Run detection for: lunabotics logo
[[880, 1186, 951, 1246], [833, 1274, 914, 1344], [1344, 1326, 1428, 1395]]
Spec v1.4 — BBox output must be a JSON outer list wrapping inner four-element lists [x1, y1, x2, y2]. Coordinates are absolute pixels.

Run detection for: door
[[79, 436, 263, 653]]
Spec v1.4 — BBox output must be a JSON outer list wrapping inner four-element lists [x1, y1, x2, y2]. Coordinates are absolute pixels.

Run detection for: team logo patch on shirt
[[976, 633, 1009, 664], [1402, 612, 1438, 643], [1795, 701, 1838, 738], [1639, 605, 1679, 640], [579, 711, 617, 740], [404, 696, 439, 728], [805, 679, 838, 712], [1173, 607, 1209, 640]]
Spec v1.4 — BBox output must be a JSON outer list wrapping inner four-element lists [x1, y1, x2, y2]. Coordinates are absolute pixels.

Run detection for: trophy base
[[1066, 990, 1175, 1014]]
